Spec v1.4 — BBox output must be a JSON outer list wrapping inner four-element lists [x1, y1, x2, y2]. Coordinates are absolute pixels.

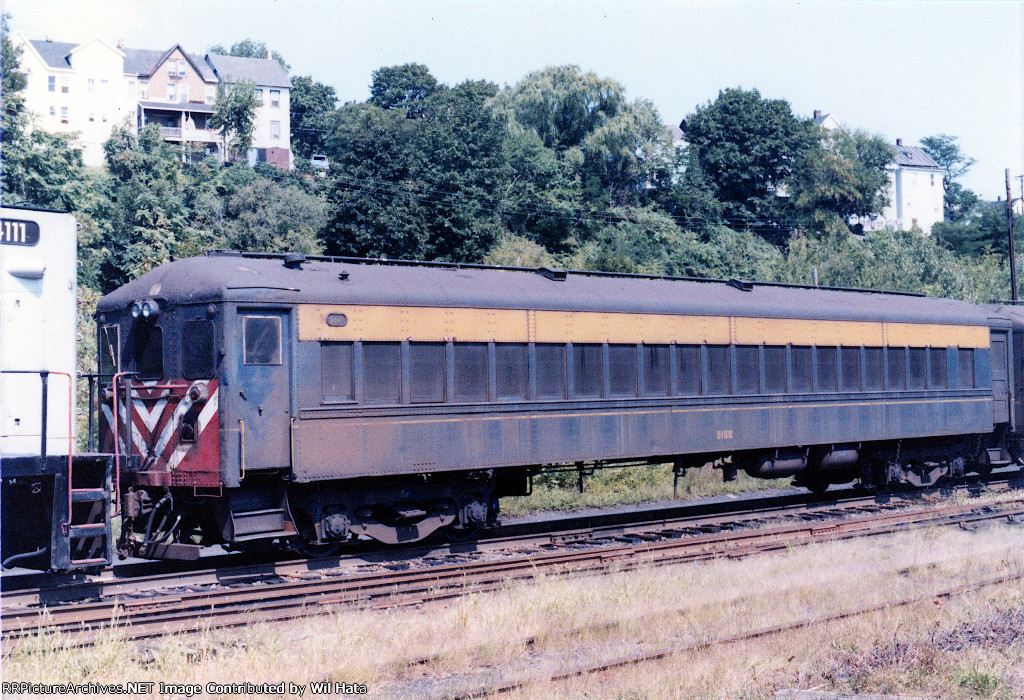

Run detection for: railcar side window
[[496, 344, 528, 400], [735, 346, 759, 394], [929, 348, 947, 388], [790, 346, 812, 392], [887, 347, 907, 389], [183, 320, 215, 379], [608, 345, 638, 397], [99, 324, 120, 376], [706, 345, 731, 395], [454, 343, 488, 402], [863, 347, 883, 390], [243, 315, 282, 365], [535, 344, 567, 399], [321, 342, 354, 402], [133, 323, 163, 379], [410, 342, 446, 403], [908, 347, 927, 389], [675, 345, 701, 395], [840, 347, 861, 391], [642, 345, 669, 396], [816, 346, 838, 392], [363, 342, 401, 404], [958, 348, 975, 388], [573, 344, 603, 398], [764, 346, 786, 393]]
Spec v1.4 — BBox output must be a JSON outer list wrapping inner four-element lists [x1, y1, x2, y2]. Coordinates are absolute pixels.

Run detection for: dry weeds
[[3, 510, 1023, 699]]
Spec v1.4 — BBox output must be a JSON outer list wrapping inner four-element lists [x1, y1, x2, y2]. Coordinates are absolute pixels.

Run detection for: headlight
[[141, 299, 160, 319], [131, 301, 143, 318]]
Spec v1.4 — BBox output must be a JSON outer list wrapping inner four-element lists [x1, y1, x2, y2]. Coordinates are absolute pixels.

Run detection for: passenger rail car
[[94, 251, 1019, 556]]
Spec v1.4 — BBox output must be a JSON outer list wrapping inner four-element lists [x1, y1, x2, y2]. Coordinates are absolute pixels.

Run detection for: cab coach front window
[[133, 324, 163, 379], [243, 315, 282, 365]]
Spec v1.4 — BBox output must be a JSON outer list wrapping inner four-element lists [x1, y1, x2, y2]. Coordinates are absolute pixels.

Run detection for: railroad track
[[3, 483, 1023, 649]]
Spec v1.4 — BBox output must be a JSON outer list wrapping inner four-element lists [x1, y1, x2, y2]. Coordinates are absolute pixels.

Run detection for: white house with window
[[852, 139, 944, 235]]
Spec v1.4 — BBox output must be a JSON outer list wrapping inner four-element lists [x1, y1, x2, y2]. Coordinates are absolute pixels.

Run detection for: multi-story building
[[855, 139, 945, 235], [12, 33, 292, 169]]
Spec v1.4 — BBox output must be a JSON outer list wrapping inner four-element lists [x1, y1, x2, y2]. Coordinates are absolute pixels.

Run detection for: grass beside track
[[500, 463, 782, 516], [6, 493, 1023, 699]]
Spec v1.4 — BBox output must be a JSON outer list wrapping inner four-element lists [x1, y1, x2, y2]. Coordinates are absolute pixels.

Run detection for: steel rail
[[3, 497, 1022, 649]]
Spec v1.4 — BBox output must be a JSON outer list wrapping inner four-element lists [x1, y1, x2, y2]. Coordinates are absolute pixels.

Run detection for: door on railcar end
[[232, 309, 294, 474], [990, 329, 1012, 425]]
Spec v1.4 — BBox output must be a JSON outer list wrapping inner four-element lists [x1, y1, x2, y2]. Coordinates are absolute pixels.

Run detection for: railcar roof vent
[[283, 253, 307, 269], [538, 267, 567, 281], [727, 278, 754, 292]]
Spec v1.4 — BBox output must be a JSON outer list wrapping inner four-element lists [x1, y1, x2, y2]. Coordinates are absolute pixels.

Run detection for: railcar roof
[[97, 252, 993, 326]]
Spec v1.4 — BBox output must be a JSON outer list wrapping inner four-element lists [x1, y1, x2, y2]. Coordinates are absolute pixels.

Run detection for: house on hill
[[12, 33, 292, 169]]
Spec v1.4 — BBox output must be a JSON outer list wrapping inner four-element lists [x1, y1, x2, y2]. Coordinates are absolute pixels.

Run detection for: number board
[[1, 218, 41, 246]]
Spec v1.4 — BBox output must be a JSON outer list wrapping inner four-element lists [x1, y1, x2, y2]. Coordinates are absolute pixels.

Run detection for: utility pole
[[1008, 169, 1018, 302]]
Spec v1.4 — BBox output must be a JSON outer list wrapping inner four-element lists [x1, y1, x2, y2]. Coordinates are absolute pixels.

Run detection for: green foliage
[[791, 128, 894, 221], [920, 134, 980, 222], [210, 80, 259, 161], [683, 87, 820, 242], [323, 73, 508, 261], [289, 75, 337, 159], [933, 202, 1024, 260], [209, 39, 289, 72], [368, 63, 439, 117]]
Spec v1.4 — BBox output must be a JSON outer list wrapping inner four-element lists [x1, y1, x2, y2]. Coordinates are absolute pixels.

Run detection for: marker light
[[130, 301, 143, 319], [141, 299, 160, 319]]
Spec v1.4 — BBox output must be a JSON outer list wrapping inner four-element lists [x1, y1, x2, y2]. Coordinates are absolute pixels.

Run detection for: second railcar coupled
[[93, 251, 1022, 558]]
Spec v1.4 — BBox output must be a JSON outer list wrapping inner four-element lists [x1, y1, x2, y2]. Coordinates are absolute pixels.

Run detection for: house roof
[[894, 144, 942, 170], [205, 53, 290, 88], [28, 39, 76, 69]]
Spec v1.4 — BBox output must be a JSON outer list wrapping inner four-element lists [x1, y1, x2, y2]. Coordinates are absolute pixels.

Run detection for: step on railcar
[[92, 251, 1022, 560]]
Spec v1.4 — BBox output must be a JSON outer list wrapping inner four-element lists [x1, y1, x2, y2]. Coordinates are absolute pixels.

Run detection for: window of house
[[706, 345, 731, 395], [205, 85, 215, 104], [409, 342, 446, 403], [167, 84, 176, 101], [641, 345, 669, 397], [929, 348, 947, 388], [48, 76, 55, 92], [270, 89, 280, 107], [242, 315, 282, 365], [100, 79, 108, 93], [535, 344, 567, 399], [816, 346, 838, 391], [49, 106, 55, 116], [454, 343, 488, 402], [791, 346, 812, 392], [178, 60, 187, 77], [88, 78, 95, 93], [908, 347, 927, 389], [60, 106, 69, 124], [958, 348, 975, 389], [363, 342, 401, 404], [675, 345, 701, 395], [320, 342, 354, 402], [256, 88, 264, 104], [89, 112, 95, 122], [102, 113, 108, 123], [270, 120, 281, 140], [495, 343, 528, 400], [128, 79, 136, 95], [140, 81, 149, 98], [180, 84, 188, 102], [608, 344, 637, 397], [764, 346, 787, 393], [573, 344, 603, 398], [61, 77, 69, 93]]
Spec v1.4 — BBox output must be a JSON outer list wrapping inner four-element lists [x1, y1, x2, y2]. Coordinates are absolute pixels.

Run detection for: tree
[[683, 87, 820, 242], [790, 128, 894, 223], [209, 39, 289, 72], [920, 134, 979, 222], [289, 75, 337, 159], [210, 80, 259, 161], [96, 125, 191, 291], [368, 63, 439, 117], [323, 73, 509, 261]]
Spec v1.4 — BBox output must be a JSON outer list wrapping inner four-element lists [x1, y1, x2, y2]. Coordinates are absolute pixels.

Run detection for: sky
[[6, 0, 1023, 200]]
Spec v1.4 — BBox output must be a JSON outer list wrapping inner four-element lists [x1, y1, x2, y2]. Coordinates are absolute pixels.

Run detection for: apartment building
[[12, 33, 292, 169]]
